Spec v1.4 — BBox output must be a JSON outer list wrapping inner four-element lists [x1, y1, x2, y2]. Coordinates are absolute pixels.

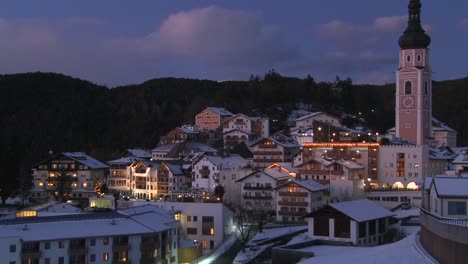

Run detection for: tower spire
[[398, 0, 431, 49]]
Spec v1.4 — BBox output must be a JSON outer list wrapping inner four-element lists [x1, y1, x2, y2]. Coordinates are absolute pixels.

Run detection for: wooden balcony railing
[[278, 192, 308, 197]]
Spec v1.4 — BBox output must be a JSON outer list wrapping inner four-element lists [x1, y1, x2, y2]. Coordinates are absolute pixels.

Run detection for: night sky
[[1, 0, 467, 86]]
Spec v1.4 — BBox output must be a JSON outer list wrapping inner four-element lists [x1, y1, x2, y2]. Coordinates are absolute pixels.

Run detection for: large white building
[[0, 210, 180, 264], [119, 202, 234, 254]]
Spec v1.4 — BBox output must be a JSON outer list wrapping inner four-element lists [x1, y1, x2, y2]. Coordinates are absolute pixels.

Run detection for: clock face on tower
[[402, 96, 414, 108]]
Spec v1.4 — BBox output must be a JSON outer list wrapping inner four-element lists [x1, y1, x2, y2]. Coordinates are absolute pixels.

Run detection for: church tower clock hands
[[396, 0, 432, 146]]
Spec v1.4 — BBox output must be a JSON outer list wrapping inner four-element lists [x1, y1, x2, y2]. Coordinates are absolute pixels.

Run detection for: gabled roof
[[152, 143, 177, 152], [295, 112, 323, 122], [107, 157, 142, 165], [161, 161, 184, 175], [236, 168, 292, 183], [267, 163, 300, 175], [223, 128, 251, 136], [429, 146, 456, 160], [206, 107, 233, 116], [305, 199, 394, 223], [250, 137, 300, 148], [432, 117, 456, 133], [335, 160, 364, 170], [453, 152, 468, 164], [274, 179, 326, 192], [175, 126, 199, 134], [62, 152, 108, 169], [194, 154, 248, 169], [123, 149, 151, 159], [431, 176, 468, 198]]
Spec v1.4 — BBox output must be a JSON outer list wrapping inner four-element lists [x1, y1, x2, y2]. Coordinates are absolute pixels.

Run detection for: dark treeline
[[1, 71, 467, 199]]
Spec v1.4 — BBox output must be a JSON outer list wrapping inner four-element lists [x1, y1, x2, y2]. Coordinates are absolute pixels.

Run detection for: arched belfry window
[[405, 81, 412, 94]]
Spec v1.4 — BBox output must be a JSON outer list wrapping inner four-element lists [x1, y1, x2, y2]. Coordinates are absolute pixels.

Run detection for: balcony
[[243, 195, 272, 200], [278, 210, 307, 217], [69, 240, 87, 255], [278, 192, 308, 197], [244, 185, 271, 191], [140, 241, 160, 252], [278, 201, 308, 206]]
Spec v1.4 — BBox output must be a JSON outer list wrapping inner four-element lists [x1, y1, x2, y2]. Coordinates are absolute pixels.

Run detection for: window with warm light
[[103, 253, 109, 262], [174, 213, 181, 221]]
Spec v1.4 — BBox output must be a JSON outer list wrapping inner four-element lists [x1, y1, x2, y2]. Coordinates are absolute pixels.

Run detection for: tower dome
[[398, 0, 431, 49]]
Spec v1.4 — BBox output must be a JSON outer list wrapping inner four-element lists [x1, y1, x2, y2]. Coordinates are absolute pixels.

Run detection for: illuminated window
[[174, 213, 181, 221], [103, 238, 109, 245], [103, 253, 109, 262], [202, 240, 207, 250], [210, 228, 215, 235]]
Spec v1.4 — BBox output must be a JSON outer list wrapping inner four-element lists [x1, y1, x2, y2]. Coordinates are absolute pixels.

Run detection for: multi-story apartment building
[[160, 126, 199, 145], [129, 160, 160, 200], [32, 152, 108, 201], [274, 179, 327, 223], [0, 210, 180, 264], [195, 107, 233, 131], [120, 202, 234, 255], [302, 142, 379, 183], [250, 137, 300, 168], [222, 113, 269, 147], [192, 154, 249, 193], [236, 168, 292, 213], [107, 157, 141, 196], [157, 161, 191, 198]]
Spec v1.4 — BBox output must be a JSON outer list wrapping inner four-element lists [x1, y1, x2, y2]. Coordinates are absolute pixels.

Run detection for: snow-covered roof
[[207, 107, 233, 116], [275, 179, 326, 192], [431, 176, 468, 198], [306, 199, 394, 223], [107, 156, 142, 165], [424, 177, 433, 191], [237, 168, 292, 183], [0, 212, 174, 242], [195, 154, 248, 169], [295, 112, 323, 122], [432, 117, 456, 132], [251, 137, 300, 148], [223, 128, 251, 135], [152, 143, 177, 152], [336, 160, 364, 170], [62, 152, 108, 169], [267, 163, 300, 174], [429, 146, 456, 160], [453, 152, 468, 164], [162, 162, 184, 175], [124, 149, 152, 158], [176, 126, 199, 134]]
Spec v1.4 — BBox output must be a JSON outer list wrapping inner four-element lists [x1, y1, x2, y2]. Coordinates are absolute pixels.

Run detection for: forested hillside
[[1, 71, 467, 198]]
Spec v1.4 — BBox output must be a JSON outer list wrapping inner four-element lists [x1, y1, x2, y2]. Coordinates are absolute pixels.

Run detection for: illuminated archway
[[392, 182, 404, 189], [407, 182, 418, 190]]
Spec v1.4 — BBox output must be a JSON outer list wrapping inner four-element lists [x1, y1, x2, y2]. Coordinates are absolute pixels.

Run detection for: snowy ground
[[297, 233, 434, 264], [233, 226, 307, 264]]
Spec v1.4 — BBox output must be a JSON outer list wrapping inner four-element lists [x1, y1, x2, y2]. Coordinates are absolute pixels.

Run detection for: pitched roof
[[295, 112, 323, 122], [195, 154, 248, 169], [336, 160, 364, 170], [207, 107, 233, 116], [107, 157, 142, 165], [152, 143, 177, 152], [237, 168, 292, 183], [431, 176, 468, 198], [124, 149, 151, 158], [453, 152, 468, 164], [250, 137, 300, 148], [432, 118, 456, 132], [62, 152, 108, 169], [305, 199, 394, 222], [275, 179, 326, 192]]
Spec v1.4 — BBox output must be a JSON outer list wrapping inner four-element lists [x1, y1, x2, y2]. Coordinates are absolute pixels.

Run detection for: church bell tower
[[396, 0, 432, 145]]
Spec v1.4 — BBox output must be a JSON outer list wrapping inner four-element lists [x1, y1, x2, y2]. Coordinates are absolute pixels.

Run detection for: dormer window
[[405, 81, 412, 94]]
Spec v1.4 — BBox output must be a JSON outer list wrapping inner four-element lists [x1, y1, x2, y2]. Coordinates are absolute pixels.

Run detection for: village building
[[31, 152, 108, 201], [195, 107, 233, 131], [304, 199, 394, 246], [236, 168, 292, 213], [249, 137, 300, 168], [273, 179, 327, 223]]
